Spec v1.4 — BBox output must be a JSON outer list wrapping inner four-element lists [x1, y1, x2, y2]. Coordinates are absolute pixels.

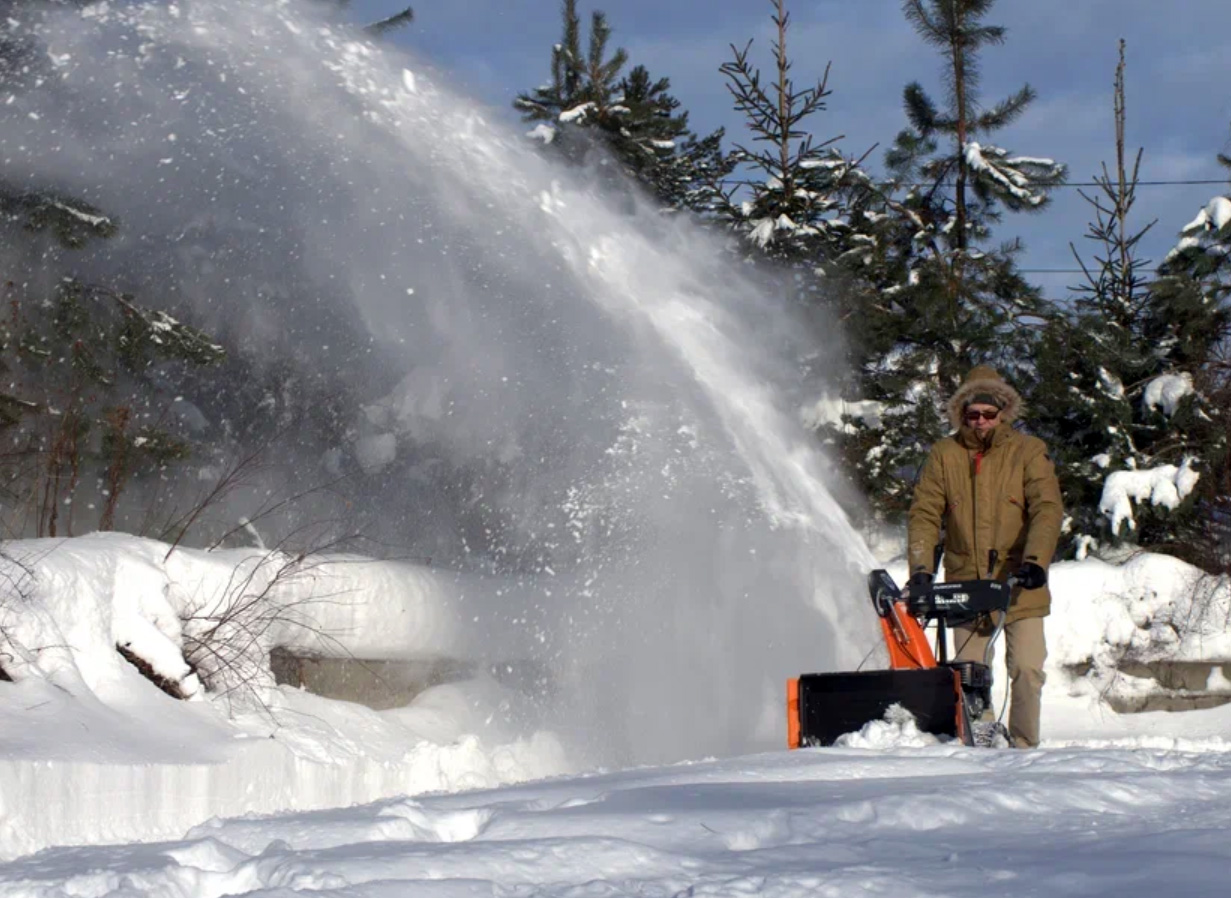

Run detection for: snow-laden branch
[[801, 395, 884, 432], [963, 141, 1064, 208], [559, 102, 595, 123], [1165, 195, 1231, 266], [1099, 458, 1200, 536], [1143, 372, 1194, 417]]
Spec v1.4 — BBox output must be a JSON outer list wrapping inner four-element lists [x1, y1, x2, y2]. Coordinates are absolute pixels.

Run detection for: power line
[[1075, 179, 1226, 187], [716, 177, 1227, 189]]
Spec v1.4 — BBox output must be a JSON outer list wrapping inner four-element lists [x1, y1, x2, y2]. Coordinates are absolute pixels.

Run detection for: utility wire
[[1066, 179, 1227, 187], [716, 177, 1228, 189]]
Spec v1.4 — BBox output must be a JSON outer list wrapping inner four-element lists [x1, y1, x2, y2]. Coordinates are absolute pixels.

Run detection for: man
[[907, 365, 1063, 748]]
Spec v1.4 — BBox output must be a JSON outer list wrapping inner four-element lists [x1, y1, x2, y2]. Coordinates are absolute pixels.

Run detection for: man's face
[[963, 402, 1001, 438]]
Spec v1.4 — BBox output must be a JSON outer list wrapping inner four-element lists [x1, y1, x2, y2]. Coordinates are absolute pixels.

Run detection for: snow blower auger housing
[[787, 564, 1014, 748]]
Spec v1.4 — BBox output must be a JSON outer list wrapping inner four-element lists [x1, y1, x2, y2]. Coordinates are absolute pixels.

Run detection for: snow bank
[[1048, 554, 1217, 669], [2, 535, 1230, 860], [0, 536, 202, 700], [0, 677, 568, 860], [1033, 555, 1231, 722], [0, 534, 465, 700], [0, 534, 571, 859]]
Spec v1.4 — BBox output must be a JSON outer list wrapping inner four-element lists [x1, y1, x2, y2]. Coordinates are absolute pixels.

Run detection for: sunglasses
[[964, 409, 1000, 422]]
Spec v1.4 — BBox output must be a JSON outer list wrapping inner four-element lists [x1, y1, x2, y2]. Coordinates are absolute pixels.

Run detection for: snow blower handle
[[984, 550, 1029, 590]]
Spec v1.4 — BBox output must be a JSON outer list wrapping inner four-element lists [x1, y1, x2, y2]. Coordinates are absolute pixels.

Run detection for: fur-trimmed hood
[[946, 365, 1022, 429]]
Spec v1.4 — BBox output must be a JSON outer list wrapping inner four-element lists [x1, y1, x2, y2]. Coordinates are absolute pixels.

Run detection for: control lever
[[983, 549, 1005, 670], [933, 542, 947, 662]]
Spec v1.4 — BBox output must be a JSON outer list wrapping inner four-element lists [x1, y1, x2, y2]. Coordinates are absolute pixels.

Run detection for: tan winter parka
[[907, 367, 1064, 623]]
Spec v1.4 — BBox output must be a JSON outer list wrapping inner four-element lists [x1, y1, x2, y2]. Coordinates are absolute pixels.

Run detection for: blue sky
[[348, 0, 1231, 300]]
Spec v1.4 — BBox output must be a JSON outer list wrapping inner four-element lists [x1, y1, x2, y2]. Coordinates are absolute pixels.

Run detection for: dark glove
[[907, 571, 934, 594], [1015, 561, 1047, 590]]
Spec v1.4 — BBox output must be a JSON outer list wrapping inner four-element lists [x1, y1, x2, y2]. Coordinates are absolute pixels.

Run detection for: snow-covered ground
[[1, 533, 1231, 897], [6, 736, 1231, 897]]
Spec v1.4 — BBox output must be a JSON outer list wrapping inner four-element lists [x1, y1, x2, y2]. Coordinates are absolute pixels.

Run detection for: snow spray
[[2, 0, 878, 766]]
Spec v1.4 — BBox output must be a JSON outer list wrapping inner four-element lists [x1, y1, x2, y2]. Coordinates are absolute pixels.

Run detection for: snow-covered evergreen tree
[[0, 2, 116, 248], [1158, 153, 1231, 310], [818, 0, 1066, 528], [714, 0, 875, 306], [1137, 142, 1231, 565], [514, 0, 728, 213], [884, 0, 1065, 373], [1030, 47, 1227, 562], [0, 4, 232, 538], [0, 278, 225, 537]]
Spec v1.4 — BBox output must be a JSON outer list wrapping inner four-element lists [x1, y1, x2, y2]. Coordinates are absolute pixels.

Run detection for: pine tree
[[514, 0, 729, 212], [614, 65, 730, 214], [1155, 170, 1231, 358], [707, 0, 978, 528], [715, 0, 872, 292], [0, 2, 116, 248], [0, 278, 225, 537], [819, 0, 1066, 528], [897, 0, 1066, 243], [1028, 42, 1160, 556], [0, 3, 227, 538], [888, 0, 1065, 379], [1029, 44, 1227, 560], [1156, 152, 1231, 316], [1139, 130, 1231, 565], [363, 7, 414, 37]]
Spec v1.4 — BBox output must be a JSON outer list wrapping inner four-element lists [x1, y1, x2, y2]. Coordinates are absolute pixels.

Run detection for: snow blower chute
[[788, 555, 1015, 747]]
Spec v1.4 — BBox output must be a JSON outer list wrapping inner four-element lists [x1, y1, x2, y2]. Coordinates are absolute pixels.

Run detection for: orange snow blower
[[788, 554, 1015, 748]]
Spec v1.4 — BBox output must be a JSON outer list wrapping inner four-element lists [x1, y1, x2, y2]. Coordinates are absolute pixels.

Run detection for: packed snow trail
[[4, 744, 1231, 898]]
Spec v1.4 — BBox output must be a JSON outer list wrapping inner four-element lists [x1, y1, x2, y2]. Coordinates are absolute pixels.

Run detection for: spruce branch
[[364, 7, 413, 37]]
